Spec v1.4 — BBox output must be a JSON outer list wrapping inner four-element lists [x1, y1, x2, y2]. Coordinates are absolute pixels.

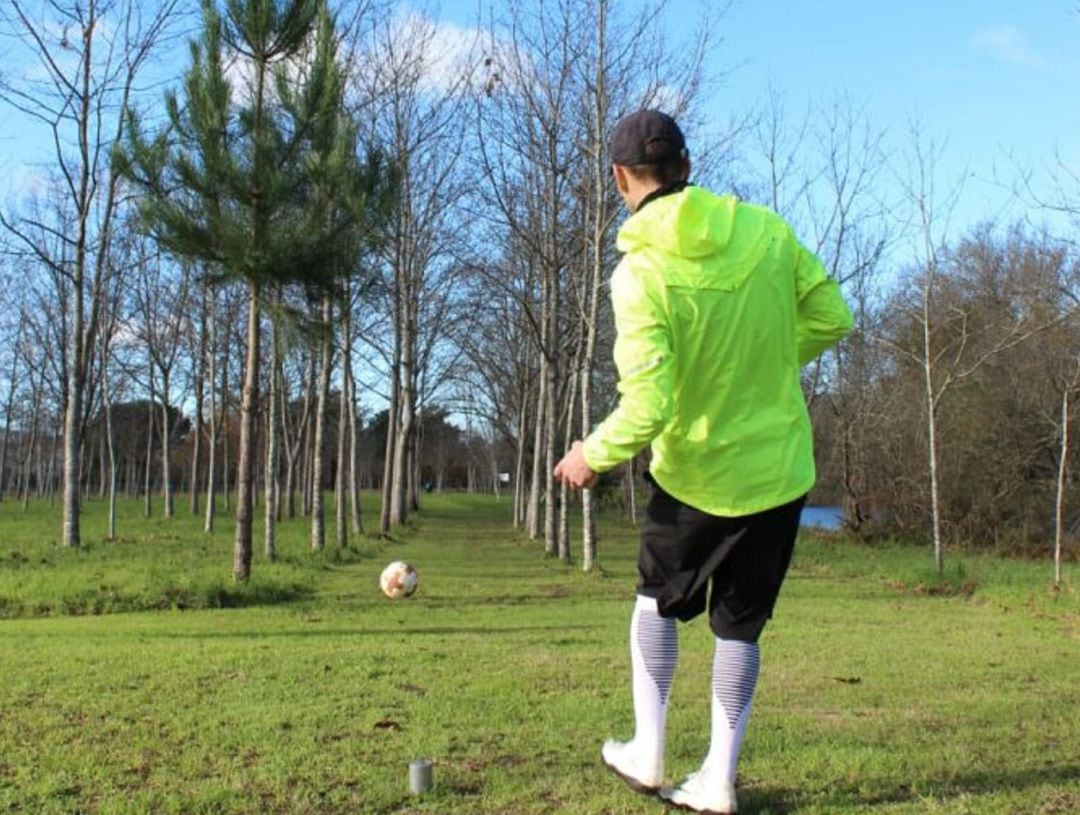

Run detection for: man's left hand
[[554, 441, 598, 490]]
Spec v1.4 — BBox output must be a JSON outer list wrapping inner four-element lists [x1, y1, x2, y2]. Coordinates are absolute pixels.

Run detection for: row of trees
[[0, 0, 1077, 581]]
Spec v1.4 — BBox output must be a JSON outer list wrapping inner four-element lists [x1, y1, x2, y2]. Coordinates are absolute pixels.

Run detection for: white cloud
[[971, 26, 1048, 70], [373, 11, 484, 96], [413, 15, 483, 94], [643, 85, 687, 117]]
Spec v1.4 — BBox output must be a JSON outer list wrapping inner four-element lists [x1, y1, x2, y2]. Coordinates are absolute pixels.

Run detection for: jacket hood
[[617, 186, 770, 291], [618, 186, 736, 258]]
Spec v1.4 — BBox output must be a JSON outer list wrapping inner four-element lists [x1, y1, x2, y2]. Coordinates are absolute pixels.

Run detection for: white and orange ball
[[379, 561, 418, 599]]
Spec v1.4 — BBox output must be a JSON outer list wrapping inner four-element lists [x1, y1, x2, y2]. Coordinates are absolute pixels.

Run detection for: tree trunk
[[335, 367, 348, 549], [301, 353, 315, 517], [204, 290, 218, 533], [390, 321, 414, 526], [1054, 384, 1071, 588], [408, 410, 420, 513], [97, 424, 107, 499], [543, 271, 559, 558], [335, 288, 350, 548], [0, 327, 21, 501], [232, 281, 260, 582], [59, 7, 97, 548], [102, 319, 117, 541], [280, 377, 295, 521], [21, 399, 41, 512], [558, 329, 581, 564], [512, 386, 528, 529], [264, 310, 281, 561], [922, 276, 944, 573], [310, 295, 332, 551], [346, 350, 362, 534], [282, 351, 312, 521], [527, 356, 546, 540], [581, 6, 606, 569], [160, 370, 174, 518], [144, 382, 154, 517], [62, 262, 84, 546], [21, 367, 44, 511], [0, 410, 11, 501], [221, 327, 231, 513], [191, 290, 208, 516], [380, 380, 398, 534]]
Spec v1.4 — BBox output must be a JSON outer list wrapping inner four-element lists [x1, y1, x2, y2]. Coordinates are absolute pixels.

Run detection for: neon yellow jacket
[[581, 186, 853, 516]]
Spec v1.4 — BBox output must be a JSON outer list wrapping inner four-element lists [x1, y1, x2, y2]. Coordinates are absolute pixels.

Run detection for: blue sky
[[2, 0, 1077, 242], [435, 0, 1079, 239], [715, 0, 1080, 236], [703, 0, 1080, 208]]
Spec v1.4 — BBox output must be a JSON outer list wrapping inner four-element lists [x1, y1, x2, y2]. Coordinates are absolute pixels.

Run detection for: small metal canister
[[408, 759, 433, 794]]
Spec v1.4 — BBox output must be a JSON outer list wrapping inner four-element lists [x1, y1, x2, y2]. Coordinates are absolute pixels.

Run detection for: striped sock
[[703, 637, 760, 783], [628, 594, 677, 762]]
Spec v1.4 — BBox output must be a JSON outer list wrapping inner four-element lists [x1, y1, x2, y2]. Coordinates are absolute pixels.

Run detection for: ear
[[612, 164, 630, 196]]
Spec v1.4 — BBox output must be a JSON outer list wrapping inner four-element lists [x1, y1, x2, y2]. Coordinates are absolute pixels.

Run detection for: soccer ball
[[379, 561, 418, 599]]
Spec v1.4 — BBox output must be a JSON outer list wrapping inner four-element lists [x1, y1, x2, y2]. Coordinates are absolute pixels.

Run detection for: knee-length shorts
[[637, 475, 806, 642]]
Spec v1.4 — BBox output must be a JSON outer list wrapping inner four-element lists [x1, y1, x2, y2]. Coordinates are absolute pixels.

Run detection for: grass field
[[0, 494, 1077, 814]]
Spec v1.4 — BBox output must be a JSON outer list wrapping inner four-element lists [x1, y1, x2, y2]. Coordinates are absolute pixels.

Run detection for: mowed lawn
[[0, 494, 1077, 814]]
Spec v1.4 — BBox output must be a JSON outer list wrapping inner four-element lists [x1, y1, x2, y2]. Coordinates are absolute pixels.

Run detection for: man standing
[[554, 110, 852, 814]]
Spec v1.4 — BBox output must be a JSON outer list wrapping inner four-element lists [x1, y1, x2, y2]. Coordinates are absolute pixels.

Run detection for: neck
[[632, 179, 689, 213]]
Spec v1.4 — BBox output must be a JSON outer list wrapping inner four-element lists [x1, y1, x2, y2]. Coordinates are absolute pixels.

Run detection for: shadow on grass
[[193, 581, 315, 609], [742, 763, 1080, 814], [0, 580, 315, 619], [407, 590, 596, 608]]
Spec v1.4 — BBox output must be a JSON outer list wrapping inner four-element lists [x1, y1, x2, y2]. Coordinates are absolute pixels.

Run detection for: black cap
[[609, 109, 688, 166]]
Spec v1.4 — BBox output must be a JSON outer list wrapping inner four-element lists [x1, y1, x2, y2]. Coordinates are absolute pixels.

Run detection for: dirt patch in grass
[[1039, 791, 1080, 814], [884, 575, 979, 598]]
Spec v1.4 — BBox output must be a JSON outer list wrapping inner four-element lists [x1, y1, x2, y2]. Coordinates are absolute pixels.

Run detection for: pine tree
[[116, 0, 395, 580]]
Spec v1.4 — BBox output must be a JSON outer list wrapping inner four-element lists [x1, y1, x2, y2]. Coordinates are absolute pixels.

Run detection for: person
[[553, 110, 853, 814]]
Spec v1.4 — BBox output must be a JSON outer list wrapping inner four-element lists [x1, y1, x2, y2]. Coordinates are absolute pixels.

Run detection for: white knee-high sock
[[702, 637, 760, 783], [628, 594, 678, 761]]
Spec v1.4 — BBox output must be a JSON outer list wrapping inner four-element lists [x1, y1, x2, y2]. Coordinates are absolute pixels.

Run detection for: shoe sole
[[659, 792, 734, 815], [600, 750, 659, 796]]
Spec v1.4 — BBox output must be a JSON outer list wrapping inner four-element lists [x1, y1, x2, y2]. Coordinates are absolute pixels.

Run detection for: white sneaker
[[600, 739, 663, 794], [659, 770, 737, 814]]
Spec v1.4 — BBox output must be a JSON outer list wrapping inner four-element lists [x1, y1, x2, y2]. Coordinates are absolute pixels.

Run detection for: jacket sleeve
[[794, 240, 854, 365], [581, 262, 675, 473]]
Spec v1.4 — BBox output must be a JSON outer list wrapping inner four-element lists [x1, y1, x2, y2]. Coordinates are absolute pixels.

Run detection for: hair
[[624, 156, 690, 187]]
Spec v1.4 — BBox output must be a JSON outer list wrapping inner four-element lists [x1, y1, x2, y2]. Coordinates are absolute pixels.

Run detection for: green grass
[[0, 494, 1077, 814], [0, 495, 379, 617]]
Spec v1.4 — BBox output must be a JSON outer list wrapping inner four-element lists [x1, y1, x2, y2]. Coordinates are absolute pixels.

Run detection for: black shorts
[[637, 475, 805, 642]]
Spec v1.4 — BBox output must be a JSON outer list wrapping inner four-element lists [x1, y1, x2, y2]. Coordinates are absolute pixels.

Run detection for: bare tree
[[475, 0, 591, 555], [134, 254, 190, 519], [470, 0, 716, 561], [881, 142, 1066, 571], [355, 10, 475, 531], [885, 126, 967, 571], [280, 341, 314, 520], [806, 98, 891, 531], [0, 0, 179, 545], [1053, 358, 1080, 587], [98, 241, 129, 539], [0, 316, 24, 501]]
